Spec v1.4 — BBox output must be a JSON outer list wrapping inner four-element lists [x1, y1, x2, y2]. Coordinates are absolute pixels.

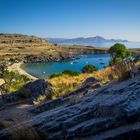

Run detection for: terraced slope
[[0, 33, 48, 47], [0, 34, 108, 63]]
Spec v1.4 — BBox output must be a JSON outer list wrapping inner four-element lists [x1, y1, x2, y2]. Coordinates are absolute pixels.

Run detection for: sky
[[0, 0, 140, 41]]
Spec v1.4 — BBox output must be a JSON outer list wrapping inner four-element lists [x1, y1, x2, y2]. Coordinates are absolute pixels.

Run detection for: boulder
[[19, 79, 46, 99], [0, 79, 52, 109], [129, 66, 140, 78]]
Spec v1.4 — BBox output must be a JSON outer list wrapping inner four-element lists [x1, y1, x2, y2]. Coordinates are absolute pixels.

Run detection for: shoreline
[[8, 62, 37, 80]]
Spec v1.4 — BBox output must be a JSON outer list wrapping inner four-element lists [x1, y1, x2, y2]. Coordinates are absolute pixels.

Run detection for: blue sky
[[0, 0, 140, 41]]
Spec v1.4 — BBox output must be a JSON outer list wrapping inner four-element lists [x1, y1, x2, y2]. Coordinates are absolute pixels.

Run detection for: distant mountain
[[47, 36, 128, 46]]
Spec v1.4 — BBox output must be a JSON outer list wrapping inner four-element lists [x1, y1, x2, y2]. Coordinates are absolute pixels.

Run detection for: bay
[[22, 54, 110, 78]]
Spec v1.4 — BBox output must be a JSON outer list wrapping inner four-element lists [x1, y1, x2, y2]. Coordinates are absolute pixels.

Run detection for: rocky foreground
[[0, 71, 140, 139]]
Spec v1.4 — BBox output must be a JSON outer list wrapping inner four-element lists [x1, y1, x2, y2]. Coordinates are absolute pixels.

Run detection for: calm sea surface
[[22, 54, 110, 78]]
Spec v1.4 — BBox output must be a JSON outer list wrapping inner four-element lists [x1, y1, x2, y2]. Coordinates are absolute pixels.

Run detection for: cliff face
[[0, 71, 140, 139], [24, 48, 108, 63]]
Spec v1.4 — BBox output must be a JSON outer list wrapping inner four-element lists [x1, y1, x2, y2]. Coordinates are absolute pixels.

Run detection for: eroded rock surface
[[0, 76, 140, 140], [0, 79, 52, 109], [30, 77, 101, 114]]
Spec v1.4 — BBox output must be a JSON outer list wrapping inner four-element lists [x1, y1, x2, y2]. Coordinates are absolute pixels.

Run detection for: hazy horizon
[[0, 0, 140, 42], [46, 36, 138, 42]]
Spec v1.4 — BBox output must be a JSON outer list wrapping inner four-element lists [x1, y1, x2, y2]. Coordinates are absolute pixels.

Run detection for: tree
[[82, 64, 98, 73], [2, 70, 30, 93], [109, 43, 131, 65]]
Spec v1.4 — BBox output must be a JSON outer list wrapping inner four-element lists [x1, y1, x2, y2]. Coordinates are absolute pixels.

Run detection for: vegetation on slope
[[49, 70, 80, 79], [48, 61, 136, 97], [0, 63, 30, 94], [82, 64, 98, 73], [48, 44, 134, 98], [109, 43, 132, 65]]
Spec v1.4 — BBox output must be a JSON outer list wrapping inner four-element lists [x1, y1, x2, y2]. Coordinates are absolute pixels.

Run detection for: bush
[[49, 70, 80, 79], [49, 73, 63, 79], [2, 70, 30, 93], [82, 64, 98, 73], [62, 70, 80, 76]]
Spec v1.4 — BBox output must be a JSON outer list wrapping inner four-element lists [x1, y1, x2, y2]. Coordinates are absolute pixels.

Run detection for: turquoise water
[[22, 54, 110, 78]]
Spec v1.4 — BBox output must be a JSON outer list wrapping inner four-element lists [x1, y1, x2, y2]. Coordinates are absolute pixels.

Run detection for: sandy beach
[[8, 62, 37, 80]]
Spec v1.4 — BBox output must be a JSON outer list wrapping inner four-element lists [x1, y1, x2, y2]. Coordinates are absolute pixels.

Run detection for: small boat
[[43, 71, 46, 74], [86, 61, 89, 64], [80, 55, 87, 57], [99, 58, 103, 61], [73, 61, 77, 63], [70, 62, 73, 64], [71, 57, 76, 60], [100, 62, 105, 65]]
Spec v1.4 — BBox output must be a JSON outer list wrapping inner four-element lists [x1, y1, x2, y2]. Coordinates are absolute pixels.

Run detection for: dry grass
[[33, 95, 47, 105], [49, 61, 137, 97]]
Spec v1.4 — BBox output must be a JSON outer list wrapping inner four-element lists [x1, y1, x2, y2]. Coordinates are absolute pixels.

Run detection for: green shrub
[[49, 73, 63, 79], [2, 70, 30, 93], [62, 70, 80, 76], [82, 64, 98, 73], [49, 70, 80, 79]]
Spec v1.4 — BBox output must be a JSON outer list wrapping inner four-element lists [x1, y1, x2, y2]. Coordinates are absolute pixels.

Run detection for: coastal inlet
[[22, 54, 110, 78]]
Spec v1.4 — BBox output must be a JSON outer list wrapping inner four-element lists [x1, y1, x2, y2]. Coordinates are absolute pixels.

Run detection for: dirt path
[[0, 103, 34, 124]]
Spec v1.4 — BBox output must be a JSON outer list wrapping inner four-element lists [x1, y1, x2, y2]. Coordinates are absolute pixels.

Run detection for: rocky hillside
[[0, 33, 108, 63], [0, 67, 140, 139], [0, 33, 49, 47]]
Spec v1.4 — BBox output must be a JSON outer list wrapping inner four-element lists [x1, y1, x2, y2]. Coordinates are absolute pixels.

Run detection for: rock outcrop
[[0, 79, 52, 109], [19, 79, 46, 99], [24, 54, 70, 63], [0, 74, 140, 139], [29, 77, 101, 114], [82, 77, 101, 87]]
